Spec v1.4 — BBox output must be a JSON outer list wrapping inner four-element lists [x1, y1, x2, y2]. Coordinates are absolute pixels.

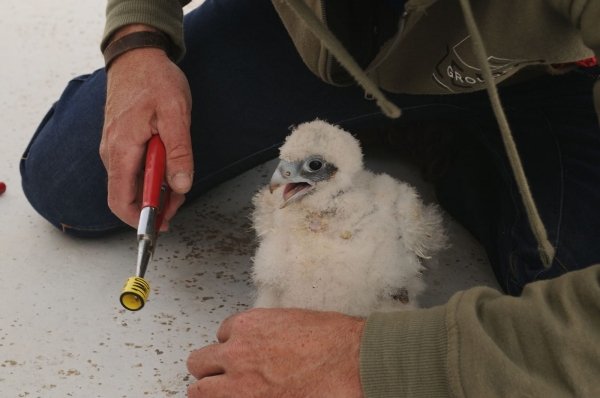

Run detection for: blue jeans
[[20, 0, 600, 295]]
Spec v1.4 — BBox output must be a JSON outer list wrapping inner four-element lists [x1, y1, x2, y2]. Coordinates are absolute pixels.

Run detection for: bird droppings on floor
[[0, 0, 499, 396]]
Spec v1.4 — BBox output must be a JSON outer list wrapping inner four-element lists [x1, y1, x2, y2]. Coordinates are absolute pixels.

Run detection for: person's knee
[[21, 139, 125, 238], [20, 71, 124, 238]]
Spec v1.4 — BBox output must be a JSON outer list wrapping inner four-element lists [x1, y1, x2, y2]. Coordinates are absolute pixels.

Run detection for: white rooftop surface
[[0, 1, 500, 396]]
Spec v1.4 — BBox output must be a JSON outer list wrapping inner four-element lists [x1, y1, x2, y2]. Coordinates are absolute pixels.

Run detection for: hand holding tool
[[120, 135, 171, 311]]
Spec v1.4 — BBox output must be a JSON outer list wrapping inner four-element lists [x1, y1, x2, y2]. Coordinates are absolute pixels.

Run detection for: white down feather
[[251, 120, 447, 317]]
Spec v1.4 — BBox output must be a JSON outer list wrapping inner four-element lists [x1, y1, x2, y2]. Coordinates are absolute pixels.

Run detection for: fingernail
[[159, 220, 169, 232], [170, 173, 192, 190]]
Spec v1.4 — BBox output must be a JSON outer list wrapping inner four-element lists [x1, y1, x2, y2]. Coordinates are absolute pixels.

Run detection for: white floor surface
[[0, 1, 500, 396]]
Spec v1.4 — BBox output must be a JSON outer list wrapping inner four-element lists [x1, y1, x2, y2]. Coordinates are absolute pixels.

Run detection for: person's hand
[[100, 25, 193, 230], [186, 308, 366, 398]]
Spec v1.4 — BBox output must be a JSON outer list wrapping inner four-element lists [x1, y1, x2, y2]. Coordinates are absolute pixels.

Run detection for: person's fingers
[[101, 49, 192, 227], [135, 173, 144, 206], [158, 219, 170, 232], [158, 191, 185, 231], [106, 156, 143, 227], [187, 375, 229, 398], [104, 128, 148, 227], [187, 344, 227, 379], [215, 312, 244, 344], [157, 101, 194, 195]]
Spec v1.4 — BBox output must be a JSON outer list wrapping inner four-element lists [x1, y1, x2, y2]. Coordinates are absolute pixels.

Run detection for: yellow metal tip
[[120, 276, 151, 311]]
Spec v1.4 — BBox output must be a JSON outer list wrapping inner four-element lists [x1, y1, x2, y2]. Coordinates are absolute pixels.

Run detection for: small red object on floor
[[0, 182, 6, 195]]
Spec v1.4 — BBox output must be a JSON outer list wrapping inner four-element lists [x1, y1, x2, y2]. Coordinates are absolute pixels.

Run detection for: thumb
[[158, 113, 194, 195]]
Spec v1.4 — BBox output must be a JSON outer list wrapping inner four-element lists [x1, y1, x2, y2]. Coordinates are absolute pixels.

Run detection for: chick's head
[[270, 120, 363, 208]]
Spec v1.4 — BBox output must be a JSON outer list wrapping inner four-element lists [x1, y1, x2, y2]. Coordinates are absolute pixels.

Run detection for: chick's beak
[[269, 167, 286, 194], [269, 160, 300, 193], [269, 160, 315, 208]]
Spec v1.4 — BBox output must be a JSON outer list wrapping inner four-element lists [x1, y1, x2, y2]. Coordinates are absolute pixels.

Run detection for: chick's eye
[[308, 160, 323, 171]]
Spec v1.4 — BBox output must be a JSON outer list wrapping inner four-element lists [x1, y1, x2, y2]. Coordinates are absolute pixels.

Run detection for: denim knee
[[20, 72, 126, 238]]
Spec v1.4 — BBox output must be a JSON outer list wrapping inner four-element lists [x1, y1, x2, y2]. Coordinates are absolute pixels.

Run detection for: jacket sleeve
[[360, 263, 600, 398], [101, 0, 191, 63], [544, 0, 600, 123]]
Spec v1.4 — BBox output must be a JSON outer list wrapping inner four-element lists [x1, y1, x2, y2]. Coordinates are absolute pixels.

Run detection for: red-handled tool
[[120, 135, 171, 311]]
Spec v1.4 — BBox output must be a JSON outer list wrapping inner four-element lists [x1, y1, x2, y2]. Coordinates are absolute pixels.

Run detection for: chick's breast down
[[251, 169, 446, 317]]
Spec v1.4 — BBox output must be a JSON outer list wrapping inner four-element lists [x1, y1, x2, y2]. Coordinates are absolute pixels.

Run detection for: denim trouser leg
[[20, 72, 123, 237], [20, 0, 600, 295], [435, 71, 600, 295]]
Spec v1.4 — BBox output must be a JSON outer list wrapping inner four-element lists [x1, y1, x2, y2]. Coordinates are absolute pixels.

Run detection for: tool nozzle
[[136, 206, 158, 278]]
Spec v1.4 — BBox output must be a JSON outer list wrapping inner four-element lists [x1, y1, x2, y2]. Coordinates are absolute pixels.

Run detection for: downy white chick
[[251, 120, 447, 317]]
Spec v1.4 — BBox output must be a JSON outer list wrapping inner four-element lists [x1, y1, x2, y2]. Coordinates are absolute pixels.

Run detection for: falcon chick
[[251, 120, 447, 317]]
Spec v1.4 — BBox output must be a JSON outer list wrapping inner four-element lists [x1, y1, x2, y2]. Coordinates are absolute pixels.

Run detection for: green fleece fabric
[[361, 305, 449, 396], [101, 0, 600, 120], [361, 263, 600, 397], [102, 0, 190, 62], [272, 0, 600, 121]]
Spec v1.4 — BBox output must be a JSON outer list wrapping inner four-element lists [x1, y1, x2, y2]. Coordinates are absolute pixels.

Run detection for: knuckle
[[222, 340, 244, 362], [106, 139, 120, 159], [99, 145, 107, 166], [164, 96, 190, 114], [106, 161, 122, 183], [107, 195, 118, 212], [167, 143, 192, 166], [100, 129, 121, 163], [104, 119, 117, 133], [228, 312, 256, 334], [102, 120, 119, 143], [230, 313, 247, 330]]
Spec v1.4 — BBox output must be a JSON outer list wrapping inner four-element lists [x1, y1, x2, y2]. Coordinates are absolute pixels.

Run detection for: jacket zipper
[[365, 11, 409, 75], [320, 2, 409, 87], [363, 11, 409, 99], [320, 0, 335, 85]]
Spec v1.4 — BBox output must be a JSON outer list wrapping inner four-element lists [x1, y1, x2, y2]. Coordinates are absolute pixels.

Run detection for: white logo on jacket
[[431, 36, 545, 93]]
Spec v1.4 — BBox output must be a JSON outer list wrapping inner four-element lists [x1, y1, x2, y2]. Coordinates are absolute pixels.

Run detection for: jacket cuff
[[360, 305, 451, 398], [102, 0, 189, 63]]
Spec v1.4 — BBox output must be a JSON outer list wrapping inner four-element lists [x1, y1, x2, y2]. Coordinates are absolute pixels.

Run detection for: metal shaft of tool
[[136, 206, 157, 278]]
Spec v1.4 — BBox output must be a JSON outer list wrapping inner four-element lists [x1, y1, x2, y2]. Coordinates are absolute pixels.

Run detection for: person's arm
[[361, 263, 600, 397], [99, 0, 192, 229], [185, 264, 600, 397]]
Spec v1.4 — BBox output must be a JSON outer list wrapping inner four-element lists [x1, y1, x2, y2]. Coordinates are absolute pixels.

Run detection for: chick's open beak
[[269, 160, 315, 208], [269, 167, 285, 194]]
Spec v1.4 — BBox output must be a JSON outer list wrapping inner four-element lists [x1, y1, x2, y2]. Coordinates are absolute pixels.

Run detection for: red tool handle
[[142, 135, 169, 209], [155, 186, 171, 232]]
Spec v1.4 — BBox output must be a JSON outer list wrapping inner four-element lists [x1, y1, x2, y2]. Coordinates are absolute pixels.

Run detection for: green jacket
[[103, 0, 599, 108], [102, 1, 600, 396], [361, 263, 600, 397]]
